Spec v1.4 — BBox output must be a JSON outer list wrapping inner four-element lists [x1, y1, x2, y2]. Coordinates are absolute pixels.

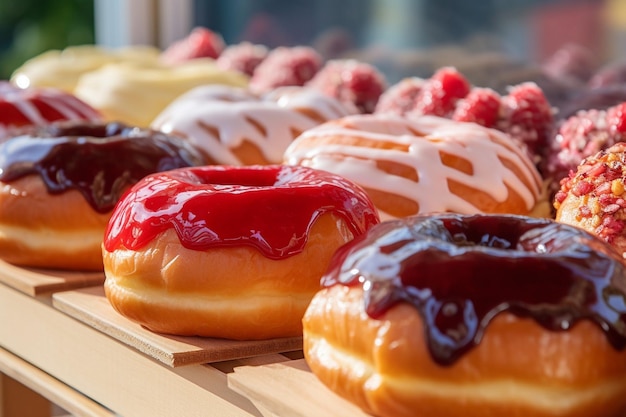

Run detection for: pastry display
[[0, 82, 101, 140], [554, 141, 626, 258], [0, 121, 206, 270], [102, 165, 379, 339], [6, 2, 626, 415], [303, 213, 626, 417], [151, 84, 356, 165], [284, 114, 546, 220]]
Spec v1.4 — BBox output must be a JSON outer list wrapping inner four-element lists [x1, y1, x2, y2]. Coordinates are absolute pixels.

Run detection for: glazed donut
[[303, 213, 626, 417], [554, 142, 626, 258], [11, 44, 161, 92], [284, 114, 547, 219], [0, 121, 206, 271], [151, 85, 356, 165], [0, 82, 101, 139], [102, 165, 379, 339], [73, 59, 248, 127]]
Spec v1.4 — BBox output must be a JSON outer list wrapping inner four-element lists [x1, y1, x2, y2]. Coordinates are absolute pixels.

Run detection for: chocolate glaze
[[103, 165, 380, 259], [322, 213, 626, 365], [0, 121, 206, 213]]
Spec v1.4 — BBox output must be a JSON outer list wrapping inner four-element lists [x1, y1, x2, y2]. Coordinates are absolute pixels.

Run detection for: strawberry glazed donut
[[303, 213, 626, 417], [102, 165, 380, 340], [0, 121, 206, 271], [0, 82, 101, 140], [284, 114, 547, 220]]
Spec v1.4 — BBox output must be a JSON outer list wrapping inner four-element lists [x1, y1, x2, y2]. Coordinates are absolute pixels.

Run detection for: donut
[[151, 85, 356, 166], [73, 59, 248, 127], [248, 46, 322, 94], [0, 82, 101, 140], [303, 213, 626, 417], [284, 114, 547, 220], [554, 142, 626, 258], [11, 44, 161, 92], [102, 164, 380, 339], [0, 121, 206, 271]]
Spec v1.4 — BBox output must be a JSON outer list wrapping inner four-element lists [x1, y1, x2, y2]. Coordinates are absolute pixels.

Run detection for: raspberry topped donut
[[303, 213, 626, 417], [284, 114, 546, 219], [554, 142, 626, 257], [102, 165, 379, 340], [0, 82, 101, 140], [0, 121, 206, 270], [151, 85, 356, 165]]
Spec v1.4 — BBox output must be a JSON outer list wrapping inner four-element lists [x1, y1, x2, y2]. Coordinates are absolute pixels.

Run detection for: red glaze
[[0, 82, 101, 132], [103, 165, 380, 259], [322, 213, 626, 365]]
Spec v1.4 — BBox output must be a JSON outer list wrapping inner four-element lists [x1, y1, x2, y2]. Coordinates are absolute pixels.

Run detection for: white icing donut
[[151, 85, 356, 165], [284, 114, 546, 220]]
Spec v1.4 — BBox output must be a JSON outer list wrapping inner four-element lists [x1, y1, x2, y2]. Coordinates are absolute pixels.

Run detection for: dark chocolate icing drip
[[323, 214, 626, 365], [0, 121, 206, 213]]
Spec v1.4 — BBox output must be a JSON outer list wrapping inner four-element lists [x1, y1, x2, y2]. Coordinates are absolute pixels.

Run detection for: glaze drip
[[322, 214, 626, 365], [0, 121, 206, 213]]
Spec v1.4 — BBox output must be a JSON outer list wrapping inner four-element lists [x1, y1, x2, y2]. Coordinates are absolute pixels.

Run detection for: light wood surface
[[0, 282, 261, 417], [228, 359, 372, 417], [52, 286, 303, 367], [0, 260, 104, 296], [0, 348, 114, 417]]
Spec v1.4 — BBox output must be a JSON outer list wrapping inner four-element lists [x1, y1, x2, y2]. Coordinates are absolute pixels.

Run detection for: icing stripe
[[284, 114, 543, 218]]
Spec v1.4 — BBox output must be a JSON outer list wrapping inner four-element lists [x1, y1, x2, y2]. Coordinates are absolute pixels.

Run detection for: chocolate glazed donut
[[0, 121, 206, 270], [303, 213, 626, 417]]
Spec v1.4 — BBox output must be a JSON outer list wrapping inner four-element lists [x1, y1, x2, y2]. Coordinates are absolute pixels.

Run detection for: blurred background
[[0, 0, 621, 84]]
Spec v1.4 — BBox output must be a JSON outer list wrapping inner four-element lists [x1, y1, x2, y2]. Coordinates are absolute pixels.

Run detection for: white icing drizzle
[[284, 114, 543, 219], [1, 87, 101, 136], [151, 85, 356, 165]]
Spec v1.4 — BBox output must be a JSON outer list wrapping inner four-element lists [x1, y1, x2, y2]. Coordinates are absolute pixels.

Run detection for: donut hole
[[45, 121, 127, 139], [184, 166, 280, 188]]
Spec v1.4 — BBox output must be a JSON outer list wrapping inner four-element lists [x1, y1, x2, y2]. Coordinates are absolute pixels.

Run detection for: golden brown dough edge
[[303, 285, 626, 417], [0, 176, 110, 270], [103, 212, 357, 339]]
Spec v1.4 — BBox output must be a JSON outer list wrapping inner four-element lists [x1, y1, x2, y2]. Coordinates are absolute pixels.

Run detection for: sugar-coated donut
[[284, 114, 547, 220], [151, 85, 356, 165], [0, 121, 206, 271], [555, 142, 626, 258], [0, 82, 101, 140], [102, 165, 380, 339], [303, 213, 626, 417]]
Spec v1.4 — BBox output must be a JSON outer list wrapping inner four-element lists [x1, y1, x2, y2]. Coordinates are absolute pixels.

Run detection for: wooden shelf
[[0, 347, 115, 417], [228, 359, 370, 417], [52, 286, 302, 367], [0, 262, 365, 417], [0, 260, 104, 297]]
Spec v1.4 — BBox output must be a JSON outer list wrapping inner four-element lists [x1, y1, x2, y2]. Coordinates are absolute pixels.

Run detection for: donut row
[[2, 28, 626, 417]]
